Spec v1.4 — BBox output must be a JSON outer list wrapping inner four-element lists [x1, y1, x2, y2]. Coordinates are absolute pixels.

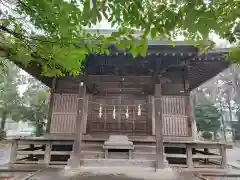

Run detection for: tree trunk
[[35, 120, 43, 137], [0, 112, 7, 130]]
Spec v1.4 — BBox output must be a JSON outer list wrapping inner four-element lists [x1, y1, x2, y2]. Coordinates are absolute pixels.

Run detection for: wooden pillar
[[67, 83, 86, 168], [154, 83, 164, 169], [44, 143, 52, 165], [9, 140, 17, 164], [185, 94, 192, 137], [220, 144, 227, 168], [46, 78, 56, 134], [151, 95, 156, 135], [186, 145, 193, 168], [190, 93, 198, 140], [82, 94, 88, 134]]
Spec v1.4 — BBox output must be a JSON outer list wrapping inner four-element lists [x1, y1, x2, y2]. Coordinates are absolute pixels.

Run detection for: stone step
[[80, 159, 156, 168]]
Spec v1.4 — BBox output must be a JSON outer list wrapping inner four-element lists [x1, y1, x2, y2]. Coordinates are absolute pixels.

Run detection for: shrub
[[0, 128, 6, 141], [202, 131, 212, 140]]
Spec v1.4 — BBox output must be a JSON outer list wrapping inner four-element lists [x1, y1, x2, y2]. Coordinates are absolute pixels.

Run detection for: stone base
[[161, 153, 169, 168], [155, 167, 172, 173], [66, 153, 80, 169], [155, 167, 177, 179], [164, 160, 169, 168]]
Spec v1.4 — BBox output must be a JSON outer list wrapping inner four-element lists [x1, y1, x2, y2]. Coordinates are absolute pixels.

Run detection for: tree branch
[[0, 25, 56, 43], [0, 25, 25, 39]]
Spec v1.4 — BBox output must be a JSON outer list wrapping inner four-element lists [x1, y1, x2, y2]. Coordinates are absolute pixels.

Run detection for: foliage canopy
[[0, 0, 240, 76]]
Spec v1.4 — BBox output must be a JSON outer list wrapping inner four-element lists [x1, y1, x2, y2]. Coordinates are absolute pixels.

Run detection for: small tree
[[202, 131, 213, 140], [21, 78, 49, 137], [0, 60, 22, 130], [232, 107, 240, 141], [0, 128, 6, 141], [195, 93, 221, 140]]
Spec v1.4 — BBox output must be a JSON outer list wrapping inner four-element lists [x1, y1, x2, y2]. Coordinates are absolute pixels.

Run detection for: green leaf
[[150, 27, 157, 40]]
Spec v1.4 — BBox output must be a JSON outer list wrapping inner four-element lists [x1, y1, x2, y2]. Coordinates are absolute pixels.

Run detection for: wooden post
[[67, 83, 86, 168], [186, 145, 193, 168], [190, 92, 198, 140], [154, 83, 164, 169], [129, 150, 132, 159], [9, 140, 17, 164], [44, 142, 52, 165], [185, 94, 192, 137], [220, 144, 227, 168], [104, 149, 108, 159], [147, 95, 152, 135], [82, 95, 88, 134], [46, 78, 56, 134], [151, 95, 156, 135]]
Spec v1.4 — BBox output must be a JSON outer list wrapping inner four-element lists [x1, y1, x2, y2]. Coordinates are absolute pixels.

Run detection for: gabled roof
[[12, 30, 229, 90]]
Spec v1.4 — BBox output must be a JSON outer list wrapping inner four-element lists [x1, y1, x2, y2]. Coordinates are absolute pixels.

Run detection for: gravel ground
[[27, 168, 200, 180], [0, 148, 9, 166]]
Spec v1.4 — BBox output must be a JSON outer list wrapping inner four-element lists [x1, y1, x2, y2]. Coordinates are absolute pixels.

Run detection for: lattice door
[[87, 95, 151, 135]]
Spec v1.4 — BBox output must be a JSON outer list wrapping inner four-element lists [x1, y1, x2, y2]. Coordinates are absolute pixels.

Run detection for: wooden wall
[[50, 93, 78, 133], [49, 93, 190, 138], [162, 96, 189, 137]]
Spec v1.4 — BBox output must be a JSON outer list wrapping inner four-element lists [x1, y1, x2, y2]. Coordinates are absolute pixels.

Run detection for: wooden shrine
[[8, 30, 231, 170]]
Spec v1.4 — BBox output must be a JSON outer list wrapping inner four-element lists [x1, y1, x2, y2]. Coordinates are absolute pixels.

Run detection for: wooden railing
[[8, 137, 230, 169]]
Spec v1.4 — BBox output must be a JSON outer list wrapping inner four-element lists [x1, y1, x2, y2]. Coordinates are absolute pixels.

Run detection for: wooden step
[[81, 144, 156, 152], [81, 151, 187, 160], [80, 159, 156, 168]]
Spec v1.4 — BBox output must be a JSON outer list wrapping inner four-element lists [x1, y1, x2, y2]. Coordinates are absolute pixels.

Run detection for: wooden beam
[[46, 78, 56, 133], [86, 75, 154, 83], [154, 83, 164, 169], [67, 83, 86, 168]]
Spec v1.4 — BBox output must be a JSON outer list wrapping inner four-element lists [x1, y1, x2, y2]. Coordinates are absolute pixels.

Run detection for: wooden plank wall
[[162, 96, 188, 137], [49, 93, 190, 137], [50, 93, 78, 133]]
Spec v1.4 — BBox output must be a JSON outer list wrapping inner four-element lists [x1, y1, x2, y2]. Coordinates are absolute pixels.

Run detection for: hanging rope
[[113, 105, 116, 119], [99, 104, 102, 118], [125, 106, 129, 119], [137, 104, 141, 116], [84, 99, 152, 118], [86, 100, 151, 107]]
